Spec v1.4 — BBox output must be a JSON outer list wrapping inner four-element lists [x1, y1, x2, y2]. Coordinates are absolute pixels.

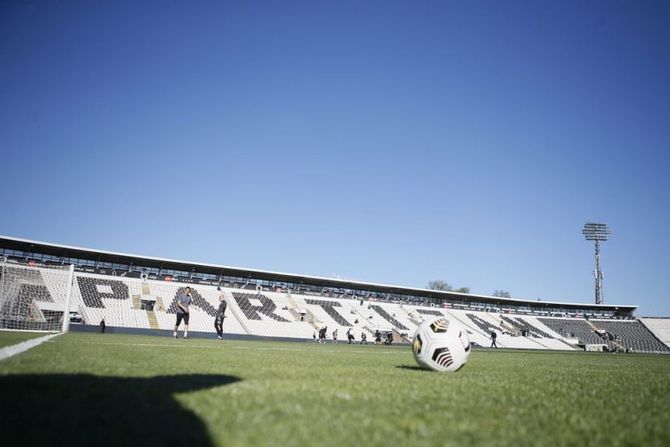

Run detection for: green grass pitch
[[0, 330, 46, 348], [1, 331, 669, 446]]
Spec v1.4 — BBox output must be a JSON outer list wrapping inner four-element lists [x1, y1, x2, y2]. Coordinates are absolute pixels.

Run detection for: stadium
[[1, 235, 669, 446], [2, 236, 670, 352], [3, 1, 670, 446]]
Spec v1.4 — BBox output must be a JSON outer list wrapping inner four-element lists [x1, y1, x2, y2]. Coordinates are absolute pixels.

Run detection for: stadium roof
[[0, 235, 637, 314]]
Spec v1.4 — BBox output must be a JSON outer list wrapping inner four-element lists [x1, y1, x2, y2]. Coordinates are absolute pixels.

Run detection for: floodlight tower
[[582, 222, 612, 305]]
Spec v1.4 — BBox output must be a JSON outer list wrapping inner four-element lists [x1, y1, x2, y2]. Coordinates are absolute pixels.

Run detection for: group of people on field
[[374, 329, 394, 345], [170, 287, 405, 347], [131, 286, 504, 351], [312, 327, 373, 345], [172, 286, 227, 340]]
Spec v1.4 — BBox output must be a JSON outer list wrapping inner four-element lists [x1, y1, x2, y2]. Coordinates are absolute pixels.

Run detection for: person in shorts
[[173, 286, 192, 339]]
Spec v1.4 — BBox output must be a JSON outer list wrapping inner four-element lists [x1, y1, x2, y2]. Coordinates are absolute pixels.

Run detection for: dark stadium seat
[[417, 309, 443, 316], [591, 320, 670, 353], [537, 318, 614, 348], [233, 292, 290, 322], [14, 284, 53, 317], [304, 299, 352, 327], [76, 277, 130, 308], [466, 313, 499, 334], [369, 305, 409, 331], [166, 287, 217, 317], [0, 268, 54, 322], [501, 315, 555, 339]]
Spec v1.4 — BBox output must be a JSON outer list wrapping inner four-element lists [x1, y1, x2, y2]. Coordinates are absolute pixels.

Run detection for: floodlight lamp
[[582, 222, 611, 241]]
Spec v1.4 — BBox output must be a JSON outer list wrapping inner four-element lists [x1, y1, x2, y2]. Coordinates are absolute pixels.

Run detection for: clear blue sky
[[2, 1, 669, 316]]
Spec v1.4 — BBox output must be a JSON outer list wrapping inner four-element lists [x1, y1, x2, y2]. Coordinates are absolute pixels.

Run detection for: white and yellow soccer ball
[[412, 315, 471, 372]]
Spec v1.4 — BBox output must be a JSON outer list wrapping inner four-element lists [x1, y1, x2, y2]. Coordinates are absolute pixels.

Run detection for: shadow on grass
[[0, 373, 241, 446], [395, 364, 429, 372]]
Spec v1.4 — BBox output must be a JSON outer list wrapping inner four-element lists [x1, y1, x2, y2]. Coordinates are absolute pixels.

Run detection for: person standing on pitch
[[174, 286, 192, 339], [490, 330, 498, 349], [214, 287, 227, 340]]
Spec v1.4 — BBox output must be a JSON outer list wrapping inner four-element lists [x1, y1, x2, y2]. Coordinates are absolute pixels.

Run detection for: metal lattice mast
[[583, 223, 611, 305]]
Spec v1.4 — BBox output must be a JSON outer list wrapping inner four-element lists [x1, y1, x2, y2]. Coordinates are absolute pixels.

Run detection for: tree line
[[427, 280, 510, 298]]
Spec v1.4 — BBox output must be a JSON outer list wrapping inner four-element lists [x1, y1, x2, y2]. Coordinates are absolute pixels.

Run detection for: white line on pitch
[[0, 333, 63, 362], [50, 340, 406, 354]]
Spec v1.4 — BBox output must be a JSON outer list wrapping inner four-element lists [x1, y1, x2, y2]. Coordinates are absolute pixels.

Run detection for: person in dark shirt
[[99, 318, 106, 333], [173, 287, 192, 339], [214, 287, 227, 340], [346, 328, 355, 344], [490, 331, 498, 349]]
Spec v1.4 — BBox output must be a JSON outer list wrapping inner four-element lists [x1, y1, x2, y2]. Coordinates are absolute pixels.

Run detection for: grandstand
[[1, 235, 669, 354]]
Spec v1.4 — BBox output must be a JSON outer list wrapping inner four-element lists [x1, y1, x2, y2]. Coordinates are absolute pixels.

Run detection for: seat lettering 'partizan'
[[76, 277, 129, 308], [233, 293, 289, 322]]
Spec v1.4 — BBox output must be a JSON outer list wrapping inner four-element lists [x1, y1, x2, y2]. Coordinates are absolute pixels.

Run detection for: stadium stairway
[[284, 293, 320, 327], [369, 302, 415, 333], [584, 318, 599, 333], [223, 290, 252, 335], [348, 302, 374, 326], [401, 307, 423, 327], [154, 296, 165, 312], [583, 318, 626, 351], [284, 292, 322, 332], [146, 310, 159, 329], [499, 317, 522, 336], [391, 328, 410, 344]]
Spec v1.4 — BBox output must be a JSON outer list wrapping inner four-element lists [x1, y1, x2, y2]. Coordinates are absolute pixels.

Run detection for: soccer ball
[[412, 315, 471, 372]]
